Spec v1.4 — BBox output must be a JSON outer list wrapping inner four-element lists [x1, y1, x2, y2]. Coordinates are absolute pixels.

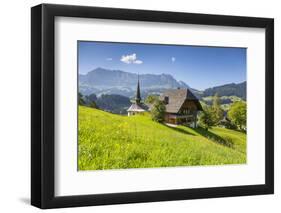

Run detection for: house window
[[164, 96, 169, 104], [182, 109, 190, 115]]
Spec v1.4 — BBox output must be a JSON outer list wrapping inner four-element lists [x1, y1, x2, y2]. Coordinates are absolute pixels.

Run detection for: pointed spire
[[135, 74, 141, 104]]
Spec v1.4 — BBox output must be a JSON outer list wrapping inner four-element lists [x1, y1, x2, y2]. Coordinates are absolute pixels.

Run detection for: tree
[[87, 93, 97, 102], [228, 101, 247, 130], [85, 93, 98, 109], [212, 93, 224, 125], [145, 95, 159, 104], [78, 92, 85, 105], [89, 100, 98, 109], [198, 106, 215, 130], [151, 100, 166, 122]]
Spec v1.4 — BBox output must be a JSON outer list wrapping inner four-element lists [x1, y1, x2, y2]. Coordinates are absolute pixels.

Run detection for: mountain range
[[79, 67, 246, 100], [203, 82, 246, 100]]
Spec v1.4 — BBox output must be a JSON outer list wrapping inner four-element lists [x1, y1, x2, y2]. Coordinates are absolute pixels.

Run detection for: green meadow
[[78, 106, 246, 170]]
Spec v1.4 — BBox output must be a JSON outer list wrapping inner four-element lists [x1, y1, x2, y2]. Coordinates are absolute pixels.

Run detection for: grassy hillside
[[202, 95, 244, 111], [78, 106, 246, 170]]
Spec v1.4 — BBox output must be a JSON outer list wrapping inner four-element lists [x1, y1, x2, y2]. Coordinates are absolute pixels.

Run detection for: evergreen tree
[[89, 100, 98, 109], [199, 106, 215, 130], [78, 92, 85, 105], [212, 93, 224, 125]]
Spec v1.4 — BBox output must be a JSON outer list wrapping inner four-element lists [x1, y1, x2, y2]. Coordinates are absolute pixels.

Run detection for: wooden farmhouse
[[159, 88, 203, 127]]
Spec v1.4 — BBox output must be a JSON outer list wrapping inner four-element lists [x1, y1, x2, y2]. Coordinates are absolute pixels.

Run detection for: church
[[127, 76, 148, 116]]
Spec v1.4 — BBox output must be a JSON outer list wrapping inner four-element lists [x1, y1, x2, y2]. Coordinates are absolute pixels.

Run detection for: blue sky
[[78, 41, 246, 90]]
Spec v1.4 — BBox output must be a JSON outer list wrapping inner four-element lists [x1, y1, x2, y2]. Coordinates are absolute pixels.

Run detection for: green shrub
[[228, 101, 247, 130], [151, 100, 166, 122]]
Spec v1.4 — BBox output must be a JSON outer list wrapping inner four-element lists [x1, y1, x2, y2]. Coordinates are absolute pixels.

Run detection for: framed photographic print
[[31, 4, 274, 209]]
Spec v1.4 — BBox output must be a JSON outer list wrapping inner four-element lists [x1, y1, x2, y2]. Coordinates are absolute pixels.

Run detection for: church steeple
[[127, 74, 147, 116], [135, 75, 141, 104]]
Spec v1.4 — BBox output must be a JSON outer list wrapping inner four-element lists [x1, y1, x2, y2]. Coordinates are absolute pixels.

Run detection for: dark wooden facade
[[164, 100, 199, 126], [160, 89, 202, 127]]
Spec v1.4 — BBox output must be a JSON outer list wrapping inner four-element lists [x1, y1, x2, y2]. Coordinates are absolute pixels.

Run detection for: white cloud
[[106, 58, 113, 61], [134, 60, 143, 64], [120, 53, 143, 64], [171, 57, 176, 62]]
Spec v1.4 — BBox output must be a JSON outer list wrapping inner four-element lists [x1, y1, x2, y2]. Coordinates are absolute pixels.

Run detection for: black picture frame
[[31, 3, 274, 209]]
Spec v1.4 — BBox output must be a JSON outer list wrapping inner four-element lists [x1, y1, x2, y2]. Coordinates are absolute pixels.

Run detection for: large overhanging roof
[[160, 88, 203, 113]]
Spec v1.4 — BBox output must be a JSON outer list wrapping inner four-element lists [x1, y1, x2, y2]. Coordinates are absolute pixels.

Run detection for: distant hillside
[[203, 82, 246, 100], [81, 93, 131, 115], [79, 67, 189, 96], [96, 94, 131, 115], [202, 95, 245, 111]]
